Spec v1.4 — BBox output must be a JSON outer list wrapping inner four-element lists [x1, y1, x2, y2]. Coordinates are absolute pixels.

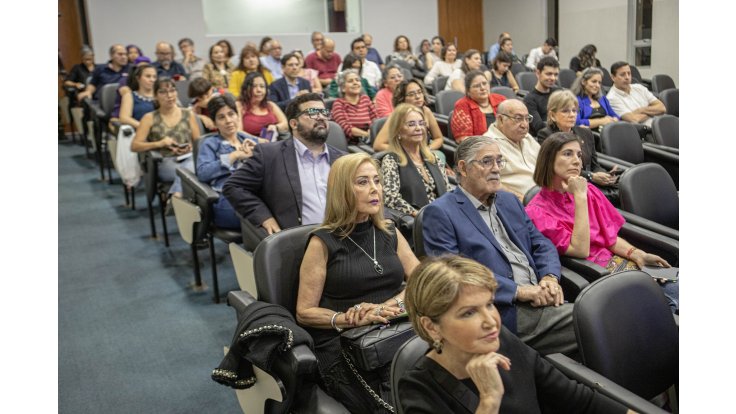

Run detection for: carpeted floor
[[58, 140, 242, 413]]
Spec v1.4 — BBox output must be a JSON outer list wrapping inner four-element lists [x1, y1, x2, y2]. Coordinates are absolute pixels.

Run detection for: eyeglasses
[[499, 113, 533, 124], [405, 90, 423, 98], [469, 156, 506, 169], [157, 88, 177, 95], [404, 120, 427, 128], [470, 81, 489, 89], [297, 107, 330, 119]]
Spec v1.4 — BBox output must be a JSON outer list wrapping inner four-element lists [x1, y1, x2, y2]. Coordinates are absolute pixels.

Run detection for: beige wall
[[483, 0, 548, 59]]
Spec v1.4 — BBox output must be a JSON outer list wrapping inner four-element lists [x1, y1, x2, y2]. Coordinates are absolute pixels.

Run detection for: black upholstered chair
[[434, 90, 463, 117], [558, 68, 577, 89], [174, 167, 242, 302], [251, 225, 350, 413], [547, 271, 678, 413], [431, 75, 449, 96], [141, 151, 172, 246], [516, 72, 537, 94], [651, 115, 678, 149], [389, 335, 425, 414], [651, 74, 676, 95], [599, 122, 678, 188], [85, 83, 119, 182], [490, 86, 517, 100], [326, 120, 363, 154], [618, 162, 679, 241], [659, 89, 678, 117]]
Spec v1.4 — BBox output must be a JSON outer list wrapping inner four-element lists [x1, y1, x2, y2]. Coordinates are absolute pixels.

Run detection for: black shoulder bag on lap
[[340, 314, 415, 372]]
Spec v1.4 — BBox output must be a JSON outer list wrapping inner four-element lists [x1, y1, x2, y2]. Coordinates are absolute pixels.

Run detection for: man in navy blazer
[[223, 93, 344, 238], [422, 135, 576, 355], [268, 52, 312, 111]]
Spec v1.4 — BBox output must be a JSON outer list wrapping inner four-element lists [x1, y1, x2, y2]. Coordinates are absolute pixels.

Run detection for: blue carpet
[[59, 141, 242, 413]]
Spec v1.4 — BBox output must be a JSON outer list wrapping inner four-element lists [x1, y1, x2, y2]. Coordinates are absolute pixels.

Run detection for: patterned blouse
[[147, 108, 194, 157], [380, 153, 452, 215]]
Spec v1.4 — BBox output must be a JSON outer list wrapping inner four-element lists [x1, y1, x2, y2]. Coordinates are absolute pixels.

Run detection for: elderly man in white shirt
[[483, 99, 540, 201], [606, 61, 666, 127]]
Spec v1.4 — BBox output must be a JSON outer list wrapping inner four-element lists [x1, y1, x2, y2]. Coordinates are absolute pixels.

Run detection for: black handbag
[[340, 315, 415, 372]]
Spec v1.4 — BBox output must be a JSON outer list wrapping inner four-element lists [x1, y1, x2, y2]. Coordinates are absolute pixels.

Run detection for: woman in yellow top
[[228, 45, 274, 98]]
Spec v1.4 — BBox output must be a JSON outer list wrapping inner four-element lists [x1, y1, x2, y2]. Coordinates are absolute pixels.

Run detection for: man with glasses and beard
[[421, 135, 577, 357], [223, 93, 346, 237]]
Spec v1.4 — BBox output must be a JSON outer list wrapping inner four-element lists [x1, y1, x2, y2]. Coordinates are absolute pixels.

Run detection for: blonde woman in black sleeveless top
[[297, 153, 419, 414]]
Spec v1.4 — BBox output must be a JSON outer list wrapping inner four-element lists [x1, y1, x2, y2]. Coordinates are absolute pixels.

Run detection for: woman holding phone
[[237, 71, 288, 140], [131, 76, 201, 198]]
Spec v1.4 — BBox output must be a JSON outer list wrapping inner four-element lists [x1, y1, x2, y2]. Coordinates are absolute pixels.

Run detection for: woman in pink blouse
[[525, 132, 678, 313], [330, 69, 378, 144], [374, 65, 404, 118]]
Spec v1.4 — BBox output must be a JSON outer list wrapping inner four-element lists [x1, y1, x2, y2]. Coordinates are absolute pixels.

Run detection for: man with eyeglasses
[[484, 99, 540, 201], [261, 39, 284, 80], [223, 93, 345, 237], [268, 52, 312, 111], [349, 36, 381, 89], [153, 41, 187, 80], [524, 56, 560, 137], [422, 135, 577, 357]]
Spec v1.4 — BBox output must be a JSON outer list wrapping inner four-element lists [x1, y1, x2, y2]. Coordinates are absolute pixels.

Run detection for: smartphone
[[260, 127, 275, 142], [176, 143, 189, 149]]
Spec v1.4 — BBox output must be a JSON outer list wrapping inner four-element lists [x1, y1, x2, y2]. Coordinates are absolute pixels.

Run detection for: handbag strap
[[341, 351, 395, 413]]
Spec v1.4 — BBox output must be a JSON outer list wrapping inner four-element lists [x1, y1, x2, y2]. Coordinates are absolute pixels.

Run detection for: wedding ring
[[374, 306, 384, 316], [354, 304, 362, 310]]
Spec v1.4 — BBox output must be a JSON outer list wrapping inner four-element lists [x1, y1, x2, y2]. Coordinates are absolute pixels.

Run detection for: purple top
[[525, 183, 624, 266]]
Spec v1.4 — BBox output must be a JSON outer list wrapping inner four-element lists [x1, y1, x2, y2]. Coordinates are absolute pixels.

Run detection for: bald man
[[77, 44, 129, 102], [304, 38, 342, 87]]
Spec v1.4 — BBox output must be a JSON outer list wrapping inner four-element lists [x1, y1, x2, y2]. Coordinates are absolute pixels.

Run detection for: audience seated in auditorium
[[399, 255, 628, 413], [153, 42, 186, 80], [305, 38, 342, 88], [374, 65, 404, 117], [202, 43, 235, 90], [308, 31, 324, 56], [222, 93, 345, 236], [131, 77, 201, 197], [487, 32, 511, 63], [421, 135, 577, 355], [524, 56, 561, 137], [373, 79, 444, 154], [258, 37, 272, 57], [606, 61, 666, 127], [350, 36, 382, 89], [77, 44, 129, 102], [416, 39, 432, 72], [362, 33, 385, 70], [423, 43, 461, 86], [237, 72, 287, 140], [64, 46, 96, 103], [387, 35, 420, 69], [118, 63, 157, 129], [489, 51, 520, 92], [537, 90, 619, 204], [188, 77, 225, 132], [260, 39, 284, 80], [570, 44, 601, 75], [498, 37, 524, 67], [446, 48, 489, 93], [380, 104, 452, 217], [424, 36, 445, 71], [296, 152, 419, 414], [525, 132, 678, 313], [451, 70, 507, 143], [177, 37, 206, 80], [292, 50, 322, 96], [327, 53, 376, 100], [571, 67, 619, 132], [483, 100, 539, 200], [215, 39, 237, 67], [229, 45, 274, 99], [196, 95, 257, 229], [525, 37, 558, 70], [268, 52, 312, 111], [330, 69, 378, 144], [126, 44, 144, 64]]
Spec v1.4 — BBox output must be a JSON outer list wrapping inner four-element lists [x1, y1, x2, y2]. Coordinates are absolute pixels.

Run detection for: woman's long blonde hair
[[386, 103, 436, 167], [320, 153, 390, 238]]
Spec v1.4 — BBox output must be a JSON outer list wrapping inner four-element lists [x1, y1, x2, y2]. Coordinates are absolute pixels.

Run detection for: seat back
[[435, 90, 463, 117], [369, 117, 389, 146], [432, 76, 449, 95], [558, 68, 577, 89], [100, 83, 119, 117], [573, 271, 678, 400], [490, 86, 516, 100], [651, 74, 676, 94], [516, 72, 537, 92], [412, 206, 427, 258], [510, 62, 527, 78], [659, 89, 678, 117], [446, 110, 455, 142], [253, 224, 318, 315], [324, 97, 337, 112], [651, 115, 679, 148], [629, 65, 644, 84], [390, 335, 428, 414], [326, 121, 348, 152], [599, 123, 645, 164], [618, 163, 679, 229], [522, 185, 541, 206], [600, 67, 614, 88], [175, 80, 191, 106]]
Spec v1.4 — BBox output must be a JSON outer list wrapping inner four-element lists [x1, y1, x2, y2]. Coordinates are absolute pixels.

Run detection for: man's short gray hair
[[454, 135, 497, 176]]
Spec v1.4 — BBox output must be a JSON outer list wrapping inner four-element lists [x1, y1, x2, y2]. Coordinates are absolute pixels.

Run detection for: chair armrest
[[515, 89, 529, 98], [643, 142, 678, 155], [619, 222, 679, 266], [618, 210, 679, 240], [545, 354, 670, 414], [176, 168, 220, 204], [347, 145, 366, 154], [559, 266, 590, 302], [560, 257, 610, 283], [597, 153, 635, 170], [443, 137, 457, 148], [642, 145, 679, 163]]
